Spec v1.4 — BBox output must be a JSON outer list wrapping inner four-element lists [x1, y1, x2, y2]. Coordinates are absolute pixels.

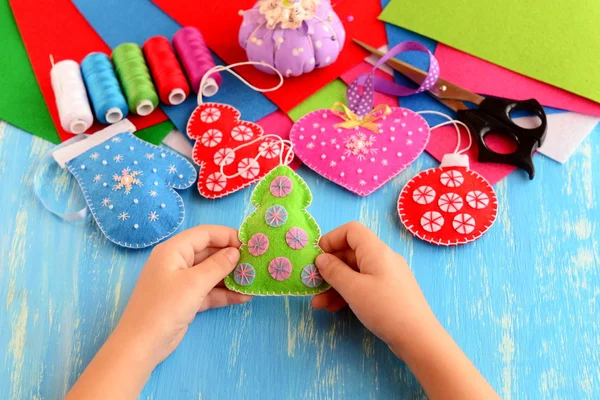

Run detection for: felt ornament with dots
[[51, 120, 197, 248], [290, 42, 440, 196], [397, 121, 498, 246], [225, 165, 329, 296], [187, 63, 294, 199]]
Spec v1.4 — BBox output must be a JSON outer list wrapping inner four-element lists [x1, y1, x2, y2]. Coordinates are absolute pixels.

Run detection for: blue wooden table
[[1, 120, 599, 399]]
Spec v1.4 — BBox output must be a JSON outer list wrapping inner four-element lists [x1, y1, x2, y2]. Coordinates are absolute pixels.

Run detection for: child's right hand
[[312, 222, 438, 356], [313, 222, 500, 399]]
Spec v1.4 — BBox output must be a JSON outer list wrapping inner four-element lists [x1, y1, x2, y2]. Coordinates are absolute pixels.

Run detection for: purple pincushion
[[239, 0, 346, 77]]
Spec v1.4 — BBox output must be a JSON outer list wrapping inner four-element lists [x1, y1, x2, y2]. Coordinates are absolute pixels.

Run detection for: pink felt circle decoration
[[265, 204, 288, 227], [270, 176, 293, 197], [268, 257, 292, 281], [234, 263, 256, 286], [248, 233, 269, 256], [301, 264, 323, 287], [285, 227, 308, 250]]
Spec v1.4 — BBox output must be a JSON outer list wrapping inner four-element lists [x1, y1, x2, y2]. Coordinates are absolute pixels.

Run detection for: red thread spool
[[142, 36, 190, 105]]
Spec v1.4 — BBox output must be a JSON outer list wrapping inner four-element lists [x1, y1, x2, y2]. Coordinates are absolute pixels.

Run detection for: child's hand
[[312, 222, 436, 355], [67, 225, 252, 400], [115, 225, 252, 365], [313, 222, 500, 399]]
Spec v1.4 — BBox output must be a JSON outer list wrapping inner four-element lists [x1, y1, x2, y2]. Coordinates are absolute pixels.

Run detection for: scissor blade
[[353, 39, 484, 108]]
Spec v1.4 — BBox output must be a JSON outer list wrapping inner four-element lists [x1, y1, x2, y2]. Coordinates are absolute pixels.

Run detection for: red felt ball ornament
[[397, 118, 498, 246]]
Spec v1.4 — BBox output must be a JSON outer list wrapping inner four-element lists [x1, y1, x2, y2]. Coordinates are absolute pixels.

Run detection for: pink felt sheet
[[435, 45, 600, 117]]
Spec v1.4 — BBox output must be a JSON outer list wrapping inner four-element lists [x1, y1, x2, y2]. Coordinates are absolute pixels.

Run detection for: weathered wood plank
[[1, 122, 598, 399]]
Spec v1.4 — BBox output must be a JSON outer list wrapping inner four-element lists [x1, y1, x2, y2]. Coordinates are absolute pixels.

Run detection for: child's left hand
[[116, 225, 253, 365], [67, 225, 252, 400]]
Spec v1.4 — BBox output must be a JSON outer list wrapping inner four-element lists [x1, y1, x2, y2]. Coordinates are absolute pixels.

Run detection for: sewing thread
[[112, 43, 159, 116], [142, 36, 190, 106], [173, 27, 222, 97], [81, 52, 129, 124], [50, 58, 94, 134]]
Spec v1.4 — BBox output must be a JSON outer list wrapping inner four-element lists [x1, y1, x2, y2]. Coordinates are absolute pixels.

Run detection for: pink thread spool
[[173, 27, 222, 97]]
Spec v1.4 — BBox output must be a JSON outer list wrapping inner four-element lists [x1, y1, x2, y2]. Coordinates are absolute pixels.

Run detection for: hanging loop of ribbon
[[198, 61, 284, 105], [35, 135, 90, 221], [331, 102, 392, 133], [219, 134, 295, 179], [347, 41, 441, 117]]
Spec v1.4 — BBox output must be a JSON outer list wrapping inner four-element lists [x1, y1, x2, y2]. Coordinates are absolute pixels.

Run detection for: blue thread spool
[[81, 52, 128, 124]]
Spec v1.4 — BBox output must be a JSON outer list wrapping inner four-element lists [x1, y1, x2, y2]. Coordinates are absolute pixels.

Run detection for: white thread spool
[[50, 59, 94, 134]]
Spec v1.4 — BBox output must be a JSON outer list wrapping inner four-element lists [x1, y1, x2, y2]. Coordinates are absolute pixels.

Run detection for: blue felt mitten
[[52, 120, 197, 248]]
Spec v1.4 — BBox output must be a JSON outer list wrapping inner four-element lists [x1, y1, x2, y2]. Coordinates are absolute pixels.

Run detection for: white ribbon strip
[[52, 119, 136, 167]]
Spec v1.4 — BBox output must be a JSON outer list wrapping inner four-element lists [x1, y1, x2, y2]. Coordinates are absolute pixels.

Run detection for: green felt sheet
[[225, 165, 329, 296], [134, 121, 174, 146], [0, 0, 60, 144], [379, 0, 600, 104], [288, 79, 347, 122]]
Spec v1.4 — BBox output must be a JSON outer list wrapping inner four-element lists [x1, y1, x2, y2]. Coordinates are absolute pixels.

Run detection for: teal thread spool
[[112, 43, 159, 116]]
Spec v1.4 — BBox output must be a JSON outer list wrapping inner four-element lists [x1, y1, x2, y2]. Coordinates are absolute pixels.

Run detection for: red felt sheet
[[152, 0, 387, 113], [10, 0, 168, 142]]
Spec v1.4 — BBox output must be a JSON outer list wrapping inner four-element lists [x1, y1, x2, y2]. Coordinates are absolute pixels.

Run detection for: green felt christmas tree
[[225, 165, 330, 296]]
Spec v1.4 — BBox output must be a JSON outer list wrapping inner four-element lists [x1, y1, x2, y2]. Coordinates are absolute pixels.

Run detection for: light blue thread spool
[[81, 52, 129, 125]]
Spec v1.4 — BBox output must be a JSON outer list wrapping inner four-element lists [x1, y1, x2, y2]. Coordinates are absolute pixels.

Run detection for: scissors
[[354, 39, 548, 179]]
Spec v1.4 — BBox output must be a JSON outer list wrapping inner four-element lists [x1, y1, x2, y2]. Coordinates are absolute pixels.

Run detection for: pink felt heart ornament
[[290, 106, 430, 196]]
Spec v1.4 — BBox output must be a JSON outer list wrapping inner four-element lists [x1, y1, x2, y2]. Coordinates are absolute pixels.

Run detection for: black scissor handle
[[457, 96, 547, 179]]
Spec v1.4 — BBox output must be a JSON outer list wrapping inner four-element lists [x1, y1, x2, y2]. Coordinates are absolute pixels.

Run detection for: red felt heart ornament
[[188, 103, 289, 199]]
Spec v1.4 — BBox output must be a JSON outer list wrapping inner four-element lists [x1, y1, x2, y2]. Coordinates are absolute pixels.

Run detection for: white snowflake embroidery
[[231, 125, 254, 141], [344, 133, 378, 160], [466, 190, 490, 209], [201, 129, 223, 147], [93, 174, 103, 183], [111, 137, 122, 143], [148, 211, 159, 222], [113, 154, 123, 163], [330, 138, 337, 145], [382, 159, 388, 166], [413, 186, 436, 205], [149, 190, 158, 197], [306, 142, 315, 149], [101, 198, 111, 207], [200, 107, 221, 123], [237, 158, 260, 179], [421, 211, 444, 233], [438, 193, 464, 213], [89, 152, 100, 160], [117, 212, 130, 221], [206, 173, 227, 192], [112, 168, 143, 194], [330, 161, 337, 167], [145, 153, 155, 160], [359, 180, 366, 186], [440, 170, 464, 188], [406, 139, 413, 145], [167, 165, 178, 174], [453, 213, 476, 234]]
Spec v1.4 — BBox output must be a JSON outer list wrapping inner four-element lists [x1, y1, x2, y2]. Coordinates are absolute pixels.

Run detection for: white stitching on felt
[[188, 102, 289, 199], [225, 166, 329, 296], [290, 108, 431, 196], [66, 132, 196, 249], [397, 167, 498, 246]]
